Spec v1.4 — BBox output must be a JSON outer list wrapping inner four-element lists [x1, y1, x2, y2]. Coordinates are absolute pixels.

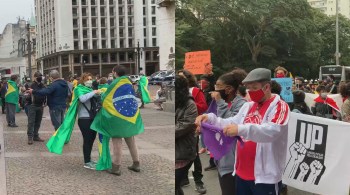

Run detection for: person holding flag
[[138, 74, 151, 109], [5, 75, 20, 127], [45, 72, 102, 169], [196, 68, 290, 195], [91, 65, 144, 175]]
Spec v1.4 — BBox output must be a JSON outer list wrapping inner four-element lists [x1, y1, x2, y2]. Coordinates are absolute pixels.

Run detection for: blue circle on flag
[[113, 84, 138, 117]]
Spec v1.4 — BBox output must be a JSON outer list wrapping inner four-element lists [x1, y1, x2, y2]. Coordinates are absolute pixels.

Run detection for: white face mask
[[84, 80, 93, 87]]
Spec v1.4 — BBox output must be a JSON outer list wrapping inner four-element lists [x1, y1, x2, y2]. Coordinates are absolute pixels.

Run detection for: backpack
[[81, 95, 102, 118]]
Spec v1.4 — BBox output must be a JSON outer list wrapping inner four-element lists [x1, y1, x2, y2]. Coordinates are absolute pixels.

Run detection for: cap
[[242, 68, 271, 83], [34, 71, 43, 77]]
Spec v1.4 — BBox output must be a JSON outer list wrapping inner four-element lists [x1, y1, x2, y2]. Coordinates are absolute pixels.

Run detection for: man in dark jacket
[[28, 70, 68, 131], [0, 80, 7, 114], [27, 72, 46, 144]]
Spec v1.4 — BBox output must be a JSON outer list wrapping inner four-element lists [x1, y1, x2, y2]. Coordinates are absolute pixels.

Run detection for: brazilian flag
[[98, 83, 109, 93], [139, 76, 151, 104], [5, 80, 19, 105], [46, 84, 92, 154], [91, 76, 144, 170]]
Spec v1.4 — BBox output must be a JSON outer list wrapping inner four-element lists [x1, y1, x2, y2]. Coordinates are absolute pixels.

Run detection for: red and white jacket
[[207, 94, 290, 184]]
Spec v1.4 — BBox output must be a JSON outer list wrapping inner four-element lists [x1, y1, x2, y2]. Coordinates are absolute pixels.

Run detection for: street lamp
[[26, 23, 36, 80], [134, 40, 143, 75]]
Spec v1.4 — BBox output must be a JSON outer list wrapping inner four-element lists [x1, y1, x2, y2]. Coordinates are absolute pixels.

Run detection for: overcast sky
[[0, 0, 33, 33]]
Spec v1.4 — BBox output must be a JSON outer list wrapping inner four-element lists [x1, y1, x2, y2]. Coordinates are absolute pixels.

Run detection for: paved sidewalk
[[0, 104, 174, 195]]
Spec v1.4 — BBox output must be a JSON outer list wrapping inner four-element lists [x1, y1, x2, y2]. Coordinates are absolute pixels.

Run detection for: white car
[[129, 75, 140, 83]]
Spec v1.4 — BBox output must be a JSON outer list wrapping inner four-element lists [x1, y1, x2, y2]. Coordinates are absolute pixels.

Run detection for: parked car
[[129, 75, 140, 84], [149, 70, 168, 85], [161, 70, 175, 85]]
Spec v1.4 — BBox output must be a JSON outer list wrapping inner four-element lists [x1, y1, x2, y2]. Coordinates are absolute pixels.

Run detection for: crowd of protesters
[[175, 64, 350, 195]]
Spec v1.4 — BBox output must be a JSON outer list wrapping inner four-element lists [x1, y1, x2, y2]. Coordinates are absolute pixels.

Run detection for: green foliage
[[176, 0, 350, 79]]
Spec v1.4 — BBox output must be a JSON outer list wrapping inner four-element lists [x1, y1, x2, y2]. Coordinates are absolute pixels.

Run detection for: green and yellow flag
[[5, 80, 19, 104], [98, 83, 109, 93], [91, 76, 144, 170], [139, 76, 151, 104], [46, 84, 92, 154]]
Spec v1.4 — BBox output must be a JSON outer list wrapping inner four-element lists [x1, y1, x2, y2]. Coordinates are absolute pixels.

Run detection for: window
[[120, 39, 124, 48], [92, 29, 97, 38], [145, 51, 150, 60], [101, 18, 106, 27], [152, 17, 156, 25], [91, 0, 96, 5], [100, 7, 105, 16], [128, 17, 133, 26], [110, 7, 114, 16], [73, 30, 79, 39], [82, 19, 88, 27], [101, 29, 106, 38], [72, 0, 77, 5], [152, 38, 157, 47], [128, 6, 133, 15], [92, 53, 99, 63], [74, 54, 80, 63], [143, 17, 146, 26], [153, 51, 159, 60], [119, 28, 124, 37], [119, 7, 124, 15], [143, 28, 146, 36], [128, 39, 133, 47], [111, 52, 116, 61], [73, 19, 78, 28], [93, 40, 98, 49], [83, 30, 88, 38], [128, 28, 133, 37], [111, 40, 115, 48], [151, 0, 155, 4], [91, 7, 96, 16], [151, 6, 156, 15], [82, 0, 87, 5], [127, 0, 133, 4], [92, 18, 97, 27], [110, 29, 115, 37], [152, 27, 156, 36], [118, 0, 123, 4], [100, 0, 105, 5], [120, 52, 125, 61], [73, 8, 78, 16], [74, 41, 79, 50], [109, 0, 114, 5], [82, 8, 87, 16], [119, 17, 124, 26], [102, 53, 108, 62], [143, 7, 146, 15], [110, 18, 115, 26], [144, 39, 146, 47], [83, 41, 88, 49], [143, 0, 145, 5], [102, 40, 107, 48]]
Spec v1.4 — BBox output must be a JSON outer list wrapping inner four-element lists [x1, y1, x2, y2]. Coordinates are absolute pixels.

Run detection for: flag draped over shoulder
[[5, 80, 19, 104], [46, 84, 92, 154], [139, 76, 151, 104], [98, 83, 109, 93], [201, 122, 243, 160], [91, 76, 144, 170]]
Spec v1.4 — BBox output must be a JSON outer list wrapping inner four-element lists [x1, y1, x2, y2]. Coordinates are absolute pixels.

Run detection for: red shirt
[[235, 96, 276, 181], [191, 87, 208, 115]]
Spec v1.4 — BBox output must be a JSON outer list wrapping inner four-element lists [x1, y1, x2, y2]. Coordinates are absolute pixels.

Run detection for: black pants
[[27, 105, 44, 139], [1, 98, 5, 113], [236, 175, 282, 195], [5, 103, 16, 125], [78, 118, 97, 163], [176, 161, 193, 195], [218, 173, 236, 195], [184, 136, 203, 184]]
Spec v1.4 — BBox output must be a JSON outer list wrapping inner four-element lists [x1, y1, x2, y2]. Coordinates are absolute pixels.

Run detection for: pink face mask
[[248, 88, 265, 103]]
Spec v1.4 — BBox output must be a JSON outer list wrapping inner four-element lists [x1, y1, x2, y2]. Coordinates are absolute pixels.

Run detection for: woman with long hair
[[175, 75, 197, 195], [77, 72, 102, 169]]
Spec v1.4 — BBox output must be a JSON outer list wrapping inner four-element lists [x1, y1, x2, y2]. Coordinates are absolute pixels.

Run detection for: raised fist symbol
[[289, 142, 307, 164], [299, 162, 310, 175], [309, 160, 323, 176]]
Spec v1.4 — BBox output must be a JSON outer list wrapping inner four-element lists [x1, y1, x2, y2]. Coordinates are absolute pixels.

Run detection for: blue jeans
[[49, 107, 66, 131]]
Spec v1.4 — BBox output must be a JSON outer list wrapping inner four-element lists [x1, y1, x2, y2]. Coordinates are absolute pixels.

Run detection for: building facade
[[35, 0, 160, 78], [307, 0, 350, 18]]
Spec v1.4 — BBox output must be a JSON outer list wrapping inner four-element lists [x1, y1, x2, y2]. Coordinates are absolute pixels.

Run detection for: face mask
[[201, 80, 209, 90], [84, 80, 93, 87], [248, 87, 266, 103], [321, 93, 328, 99], [216, 89, 228, 101], [276, 73, 285, 78], [36, 77, 42, 82]]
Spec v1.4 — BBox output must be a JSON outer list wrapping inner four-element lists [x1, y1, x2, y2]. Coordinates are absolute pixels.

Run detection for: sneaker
[[33, 137, 45, 142], [195, 183, 207, 194], [83, 162, 96, 170], [90, 161, 98, 166], [204, 165, 217, 171], [127, 161, 140, 172], [28, 138, 34, 145], [198, 148, 207, 154], [180, 177, 190, 187]]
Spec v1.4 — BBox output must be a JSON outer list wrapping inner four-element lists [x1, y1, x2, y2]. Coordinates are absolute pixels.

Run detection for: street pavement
[[0, 88, 174, 195], [183, 153, 315, 195]]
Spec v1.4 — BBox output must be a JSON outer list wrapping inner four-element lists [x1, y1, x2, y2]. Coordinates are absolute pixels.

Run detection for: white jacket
[[207, 95, 290, 184]]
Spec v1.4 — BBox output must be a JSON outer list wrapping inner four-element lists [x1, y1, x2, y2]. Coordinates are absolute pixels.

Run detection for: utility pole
[[335, 0, 340, 65], [26, 23, 32, 80], [135, 41, 143, 75]]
